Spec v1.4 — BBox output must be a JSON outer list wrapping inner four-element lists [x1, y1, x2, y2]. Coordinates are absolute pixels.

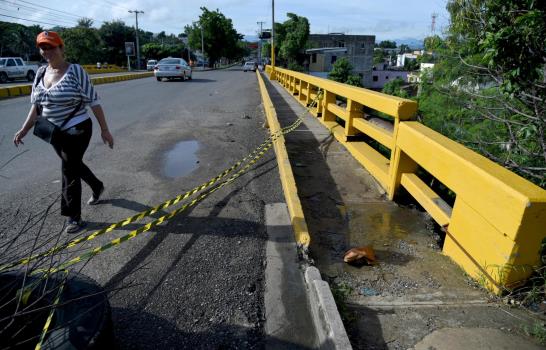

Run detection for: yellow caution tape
[[36, 141, 275, 275], [4, 91, 321, 273], [35, 270, 68, 350]]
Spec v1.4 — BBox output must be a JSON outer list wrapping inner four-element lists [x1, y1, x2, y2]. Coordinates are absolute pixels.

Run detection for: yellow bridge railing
[[266, 65, 546, 294]]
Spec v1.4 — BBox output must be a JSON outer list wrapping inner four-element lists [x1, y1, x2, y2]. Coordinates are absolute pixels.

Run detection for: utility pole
[[257, 21, 265, 65], [182, 32, 191, 64], [129, 10, 144, 70], [271, 0, 275, 69], [200, 23, 205, 69]]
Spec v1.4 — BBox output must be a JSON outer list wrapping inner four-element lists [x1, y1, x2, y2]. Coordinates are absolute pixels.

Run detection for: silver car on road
[[154, 58, 192, 81]]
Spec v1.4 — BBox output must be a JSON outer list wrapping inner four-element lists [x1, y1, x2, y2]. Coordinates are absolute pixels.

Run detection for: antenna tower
[[431, 13, 438, 35]]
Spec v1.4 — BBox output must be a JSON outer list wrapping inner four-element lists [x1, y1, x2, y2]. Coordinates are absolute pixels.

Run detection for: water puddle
[[313, 202, 436, 279], [344, 203, 424, 247], [163, 140, 200, 178]]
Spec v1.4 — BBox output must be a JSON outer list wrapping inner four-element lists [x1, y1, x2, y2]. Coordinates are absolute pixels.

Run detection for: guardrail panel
[[396, 122, 546, 242], [352, 119, 393, 149], [265, 65, 546, 293], [271, 67, 418, 120], [445, 198, 538, 292]]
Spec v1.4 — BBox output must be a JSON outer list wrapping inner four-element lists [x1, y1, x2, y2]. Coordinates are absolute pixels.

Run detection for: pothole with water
[[163, 140, 200, 178]]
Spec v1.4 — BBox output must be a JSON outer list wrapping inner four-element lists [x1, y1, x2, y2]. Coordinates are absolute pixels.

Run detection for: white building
[[396, 53, 418, 67], [370, 69, 409, 89], [408, 63, 435, 83]]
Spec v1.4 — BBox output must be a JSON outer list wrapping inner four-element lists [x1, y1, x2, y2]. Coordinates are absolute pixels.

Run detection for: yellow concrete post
[[345, 99, 362, 139], [317, 88, 326, 117], [305, 84, 313, 106], [299, 81, 307, 103], [388, 147, 419, 200], [322, 91, 336, 122]]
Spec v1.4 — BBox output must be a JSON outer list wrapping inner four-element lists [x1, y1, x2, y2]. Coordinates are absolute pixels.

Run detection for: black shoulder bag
[[33, 66, 83, 144]]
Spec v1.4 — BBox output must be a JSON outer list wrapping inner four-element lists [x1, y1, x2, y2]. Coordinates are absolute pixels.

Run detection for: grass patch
[[523, 322, 546, 345], [330, 282, 357, 324]]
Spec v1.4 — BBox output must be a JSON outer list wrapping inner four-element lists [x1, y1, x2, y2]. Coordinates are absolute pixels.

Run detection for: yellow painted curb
[[256, 70, 311, 248], [8, 86, 21, 96], [20, 85, 31, 95], [0, 72, 154, 99]]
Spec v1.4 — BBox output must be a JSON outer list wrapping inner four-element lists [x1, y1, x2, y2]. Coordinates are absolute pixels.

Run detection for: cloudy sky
[[1, 0, 450, 41]]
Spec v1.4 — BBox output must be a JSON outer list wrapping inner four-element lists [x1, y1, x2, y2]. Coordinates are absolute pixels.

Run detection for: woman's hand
[[13, 128, 28, 147], [101, 129, 114, 149]]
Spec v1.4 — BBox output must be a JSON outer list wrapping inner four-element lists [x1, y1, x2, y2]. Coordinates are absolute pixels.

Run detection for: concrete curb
[[264, 203, 318, 349], [305, 267, 353, 350], [0, 72, 153, 99], [256, 71, 353, 349]]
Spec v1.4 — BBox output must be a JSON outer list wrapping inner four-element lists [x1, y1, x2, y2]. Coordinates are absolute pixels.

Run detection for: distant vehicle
[[146, 59, 157, 71], [243, 61, 256, 72], [196, 59, 209, 67], [0, 57, 39, 83], [154, 58, 192, 81]]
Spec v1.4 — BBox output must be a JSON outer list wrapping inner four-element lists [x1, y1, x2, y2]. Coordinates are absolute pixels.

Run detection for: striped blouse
[[31, 64, 100, 130]]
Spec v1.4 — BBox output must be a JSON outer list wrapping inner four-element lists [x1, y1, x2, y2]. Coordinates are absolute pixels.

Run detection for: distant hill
[[392, 38, 424, 49], [244, 34, 424, 49], [244, 35, 259, 42]]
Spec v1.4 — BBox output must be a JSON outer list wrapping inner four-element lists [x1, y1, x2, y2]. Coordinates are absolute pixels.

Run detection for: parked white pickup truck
[[0, 57, 39, 83]]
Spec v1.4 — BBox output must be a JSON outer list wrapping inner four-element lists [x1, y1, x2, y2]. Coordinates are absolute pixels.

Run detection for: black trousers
[[51, 118, 103, 219]]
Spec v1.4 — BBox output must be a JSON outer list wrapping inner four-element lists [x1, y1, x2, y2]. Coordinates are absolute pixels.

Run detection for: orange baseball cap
[[36, 31, 64, 48]]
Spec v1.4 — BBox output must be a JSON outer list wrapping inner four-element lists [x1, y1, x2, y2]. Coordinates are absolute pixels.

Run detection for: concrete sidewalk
[[262, 75, 545, 349]]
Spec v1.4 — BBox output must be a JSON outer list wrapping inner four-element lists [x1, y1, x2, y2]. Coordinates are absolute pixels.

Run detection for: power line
[[0, 1, 183, 36], [0, 7, 75, 25], [0, 0, 81, 23], [0, 12, 65, 26], [4, 0, 107, 25], [15, 0, 84, 19], [0, 3, 79, 26]]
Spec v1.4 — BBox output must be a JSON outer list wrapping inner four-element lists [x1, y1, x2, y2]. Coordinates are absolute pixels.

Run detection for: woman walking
[[13, 31, 114, 233]]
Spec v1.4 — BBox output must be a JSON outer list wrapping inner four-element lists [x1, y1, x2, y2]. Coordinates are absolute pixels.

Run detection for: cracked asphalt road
[[0, 66, 285, 349]]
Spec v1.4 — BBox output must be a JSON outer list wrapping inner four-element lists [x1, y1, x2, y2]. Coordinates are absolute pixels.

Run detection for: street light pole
[[129, 10, 144, 70]]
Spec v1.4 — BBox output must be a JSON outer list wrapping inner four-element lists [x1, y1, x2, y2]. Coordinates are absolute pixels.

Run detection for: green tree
[[0, 21, 42, 60], [270, 22, 285, 63], [382, 77, 409, 98], [58, 26, 102, 64], [141, 43, 162, 60], [98, 20, 133, 66], [379, 40, 397, 48], [278, 13, 309, 64], [328, 57, 362, 87], [77, 18, 94, 28], [404, 59, 419, 71], [398, 44, 411, 54], [185, 7, 243, 66], [373, 49, 387, 65], [418, 0, 546, 186], [423, 35, 444, 52], [262, 41, 271, 59]]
